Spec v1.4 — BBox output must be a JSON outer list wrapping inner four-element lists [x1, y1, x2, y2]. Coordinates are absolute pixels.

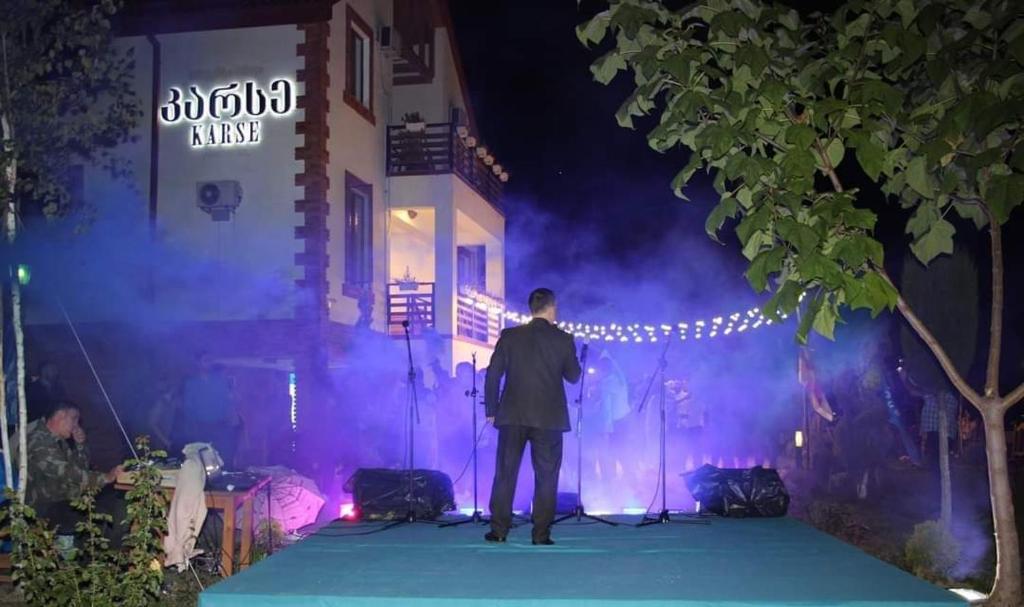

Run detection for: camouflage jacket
[[20, 420, 107, 507]]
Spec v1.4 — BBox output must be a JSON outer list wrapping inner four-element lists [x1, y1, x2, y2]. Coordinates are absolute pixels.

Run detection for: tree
[[580, 0, 1024, 603], [0, 0, 140, 501]]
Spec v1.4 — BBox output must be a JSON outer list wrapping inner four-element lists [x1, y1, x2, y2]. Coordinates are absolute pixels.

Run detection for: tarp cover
[[684, 464, 790, 517], [344, 468, 455, 520]]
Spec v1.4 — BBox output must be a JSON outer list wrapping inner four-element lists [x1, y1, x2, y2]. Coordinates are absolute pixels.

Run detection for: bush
[[905, 520, 962, 582], [5, 438, 168, 607]]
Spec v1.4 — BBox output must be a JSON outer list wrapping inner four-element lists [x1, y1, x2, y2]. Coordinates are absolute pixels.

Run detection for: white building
[[25, 0, 507, 462]]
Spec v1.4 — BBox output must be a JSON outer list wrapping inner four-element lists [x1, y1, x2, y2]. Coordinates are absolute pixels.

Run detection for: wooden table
[[118, 474, 271, 577]]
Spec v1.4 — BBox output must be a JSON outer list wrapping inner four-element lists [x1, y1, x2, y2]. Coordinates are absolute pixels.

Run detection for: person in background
[[668, 378, 706, 472], [181, 352, 240, 468], [21, 402, 125, 545], [147, 376, 180, 454], [27, 361, 66, 422]]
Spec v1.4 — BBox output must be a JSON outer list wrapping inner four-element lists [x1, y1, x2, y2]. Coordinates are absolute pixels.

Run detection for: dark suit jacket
[[484, 318, 583, 431]]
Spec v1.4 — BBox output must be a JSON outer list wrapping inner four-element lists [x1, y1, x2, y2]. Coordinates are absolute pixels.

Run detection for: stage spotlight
[[339, 503, 358, 520]]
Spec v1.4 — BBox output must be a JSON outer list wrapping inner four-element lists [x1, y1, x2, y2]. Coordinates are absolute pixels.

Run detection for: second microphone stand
[[636, 338, 709, 527], [440, 353, 489, 527], [552, 343, 618, 527]]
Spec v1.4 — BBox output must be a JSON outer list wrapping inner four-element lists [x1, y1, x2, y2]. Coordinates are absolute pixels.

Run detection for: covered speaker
[[683, 464, 790, 518], [343, 468, 455, 521]]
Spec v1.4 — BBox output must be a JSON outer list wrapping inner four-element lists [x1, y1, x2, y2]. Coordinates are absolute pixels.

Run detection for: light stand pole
[[440, 352, 489, 527], [552, 343, 618, 527], [636, 338, 709, 527]]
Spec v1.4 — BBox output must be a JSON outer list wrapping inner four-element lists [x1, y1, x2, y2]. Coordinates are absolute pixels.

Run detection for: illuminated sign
[[160, 78, 296, 148]]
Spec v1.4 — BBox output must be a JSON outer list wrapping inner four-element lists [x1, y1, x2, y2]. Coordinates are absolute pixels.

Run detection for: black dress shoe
[[484, 532, 507, 543], [532, 538, 555, 546]]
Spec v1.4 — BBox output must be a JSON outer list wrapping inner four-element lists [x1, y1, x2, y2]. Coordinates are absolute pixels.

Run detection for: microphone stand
[[552, 342, 618, 527], [440, 352, 489, 527], [636, 337, 708, 527], [381, 320, 438, 530]]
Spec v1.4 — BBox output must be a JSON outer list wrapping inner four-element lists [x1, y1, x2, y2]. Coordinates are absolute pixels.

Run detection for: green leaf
[[910, 217, 955, 265], [671, 153, 703, 199], [765, 279, 802, 320], [862, 271, 899, 316], [894, 0, 918, 28], [812, 299, 838, 340], [591, 50, 627, 85], [845, 14, 872, 38], [981, 173, 1024, 225], [963, 6, 991, 30], [853, 134, 885, 180], [737, 206, 772, 245], [776, 217, 821, 253], [906, 202, 939, 238], [778, 9, 800, 31], [705, 196, 740, 241], [742, 229, 774, 260], [906, 156, 935, 198], [797, 293, 823, 345], [825, 138, 845, 169], [952, 200, 989, 229], [1010, 33, 1024, 66], [577, 13, 610, 46], [746, 246, 786, 292], [833, 235, 884, 268], [735, 45, 770, 77], [785, 124, 817, 148]]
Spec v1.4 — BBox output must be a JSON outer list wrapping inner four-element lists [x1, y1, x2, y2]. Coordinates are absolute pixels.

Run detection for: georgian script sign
[[160, 78, 296, 148]]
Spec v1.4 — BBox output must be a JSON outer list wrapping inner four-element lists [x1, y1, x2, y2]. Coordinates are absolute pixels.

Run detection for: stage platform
[[199, 515, 965, 606]]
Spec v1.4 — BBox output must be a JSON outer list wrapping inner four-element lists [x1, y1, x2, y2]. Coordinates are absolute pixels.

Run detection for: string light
[[462, 292, 784, 344]]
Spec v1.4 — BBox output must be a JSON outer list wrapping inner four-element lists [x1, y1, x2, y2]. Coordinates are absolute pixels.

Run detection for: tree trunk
[[938, 400, 952, 528], [982, 407, 1021, 606], [0, 109, 17, 497], [0, 294, 9, 490], [10, 272, 26, 503]]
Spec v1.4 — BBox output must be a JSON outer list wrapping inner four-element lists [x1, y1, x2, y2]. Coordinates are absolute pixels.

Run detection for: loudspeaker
[[343, 468, 455, 521], [683, 464, 790, 518]]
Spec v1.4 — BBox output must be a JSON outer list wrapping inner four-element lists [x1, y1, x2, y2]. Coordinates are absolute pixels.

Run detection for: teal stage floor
[[200, 516, 965, 606]]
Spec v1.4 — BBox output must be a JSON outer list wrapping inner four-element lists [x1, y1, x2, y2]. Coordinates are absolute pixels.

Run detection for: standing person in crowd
[[27, 361, 66, 423], [147, 376, 180, 455], [669, 378, 706, 472], [181, 352, 240, 468]]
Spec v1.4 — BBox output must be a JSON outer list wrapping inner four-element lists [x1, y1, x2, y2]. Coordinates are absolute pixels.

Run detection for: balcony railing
[[387, 282, 435, 337], [456, 291, 505, 345], [386, 123, 504, 211]]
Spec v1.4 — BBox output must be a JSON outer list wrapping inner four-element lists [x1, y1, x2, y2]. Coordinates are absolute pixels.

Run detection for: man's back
[[485, 318, 582, 431]]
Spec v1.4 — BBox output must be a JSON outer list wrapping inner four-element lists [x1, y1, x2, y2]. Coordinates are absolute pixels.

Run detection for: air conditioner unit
[[196, 180, 242, 222], [380, 25, 402, 57]]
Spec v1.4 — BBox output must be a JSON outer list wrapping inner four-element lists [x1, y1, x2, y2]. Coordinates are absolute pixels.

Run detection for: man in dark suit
[[484, 288, 582, 545]]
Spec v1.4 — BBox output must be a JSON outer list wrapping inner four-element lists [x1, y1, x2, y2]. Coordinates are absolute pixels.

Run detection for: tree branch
[[1006, 382, 1024, 409], [879, 269, 984, 409], [985, 214, 1003, 397]]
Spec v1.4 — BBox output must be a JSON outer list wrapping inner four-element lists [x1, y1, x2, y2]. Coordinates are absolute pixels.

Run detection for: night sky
[[449, 1, 1024, 394]]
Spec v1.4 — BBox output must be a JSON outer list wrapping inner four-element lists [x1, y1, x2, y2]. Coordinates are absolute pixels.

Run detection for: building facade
[[25, 0, 507, 467]]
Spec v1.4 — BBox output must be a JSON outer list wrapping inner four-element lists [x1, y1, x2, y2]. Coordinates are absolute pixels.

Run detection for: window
[[344, 6, 374, 124], [457, 245, 486, 293], [344, 172, 373, 292]]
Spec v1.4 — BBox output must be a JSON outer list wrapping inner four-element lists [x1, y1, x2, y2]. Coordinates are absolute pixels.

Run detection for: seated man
[[23, 402, 125, 545]]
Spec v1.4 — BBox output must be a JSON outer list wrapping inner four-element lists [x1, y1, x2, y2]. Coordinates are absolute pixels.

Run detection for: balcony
[[387, 282, 435, 337], [456, 290, 505, 345], [386, 123, 504, 211]]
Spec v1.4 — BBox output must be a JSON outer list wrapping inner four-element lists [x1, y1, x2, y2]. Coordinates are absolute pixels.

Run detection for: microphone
[[402, 320, 410, 328]]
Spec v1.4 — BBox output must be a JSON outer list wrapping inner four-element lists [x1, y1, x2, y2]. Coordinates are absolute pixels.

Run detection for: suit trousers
[[489, 424, 563, 540]]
